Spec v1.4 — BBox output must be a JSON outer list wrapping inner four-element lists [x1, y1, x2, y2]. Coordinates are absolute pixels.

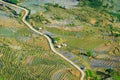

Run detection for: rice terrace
[[0, 0, 120, 80]]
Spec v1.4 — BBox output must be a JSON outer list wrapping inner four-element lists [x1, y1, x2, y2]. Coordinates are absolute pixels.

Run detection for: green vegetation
[[111, 69, 120, 80], [78, 0, 103, 8], [112, 76, 120, 80], [52, 37, 62, 44], [108, 11, 120, 21], [78, 0, 114, 10], [86, 51, 93, 57], [86, 69, 99, 80], [3, 0, 18, 4], [86, 70, 94, 78], [0, 76, 2, 80], [106, 68, 114, 75]]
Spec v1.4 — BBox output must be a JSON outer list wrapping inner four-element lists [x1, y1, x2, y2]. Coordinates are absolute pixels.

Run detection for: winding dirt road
[[0, 0, 85, 80]]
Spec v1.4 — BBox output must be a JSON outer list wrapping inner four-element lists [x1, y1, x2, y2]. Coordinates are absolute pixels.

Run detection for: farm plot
[[0, 7, 80, 80], [90, 58, 120, 68]]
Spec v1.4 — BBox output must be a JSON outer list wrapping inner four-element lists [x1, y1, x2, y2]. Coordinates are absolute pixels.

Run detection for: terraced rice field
[[90, 56, 120, 68], [0, 32, 80, 80], [1, 0, 120, 80], [0, 8, 80, 80]]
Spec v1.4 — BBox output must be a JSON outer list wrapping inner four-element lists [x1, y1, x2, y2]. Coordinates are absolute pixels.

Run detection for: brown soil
[[25, 36, 50, 50], [23, 55, 34, 65], [0, 18, 23, 28], [68, 68, 80, 77], [52, 26, 83, 32], [94, 43, 114, 52]]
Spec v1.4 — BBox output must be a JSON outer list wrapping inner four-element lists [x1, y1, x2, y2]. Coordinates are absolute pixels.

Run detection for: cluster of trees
[[78, 0, 114, 9], [3, 0, 18, 4], [45, 3, 65, 10], [78, 0, 103, 8], [30, 14, 47, 23]]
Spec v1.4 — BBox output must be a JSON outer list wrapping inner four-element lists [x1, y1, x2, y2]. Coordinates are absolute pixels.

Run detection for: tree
[[89, 0, 103, 8], [105, 68, 114, 76]]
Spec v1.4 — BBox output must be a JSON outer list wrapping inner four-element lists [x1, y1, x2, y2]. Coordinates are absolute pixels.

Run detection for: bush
[[86, 51, 93, 57], [53, 3, 59, 8]]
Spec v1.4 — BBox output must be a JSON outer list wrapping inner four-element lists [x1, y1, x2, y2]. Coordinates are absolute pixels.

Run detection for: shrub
[[86, 51, 93, 57]]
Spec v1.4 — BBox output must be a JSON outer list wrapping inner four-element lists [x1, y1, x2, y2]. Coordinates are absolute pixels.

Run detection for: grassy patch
[[0, 76, 2, 80], [46, 27, 106, 50], [86, 70, 94, 77], [112, 76, 120, 80], [0, 27, 14, 37]]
